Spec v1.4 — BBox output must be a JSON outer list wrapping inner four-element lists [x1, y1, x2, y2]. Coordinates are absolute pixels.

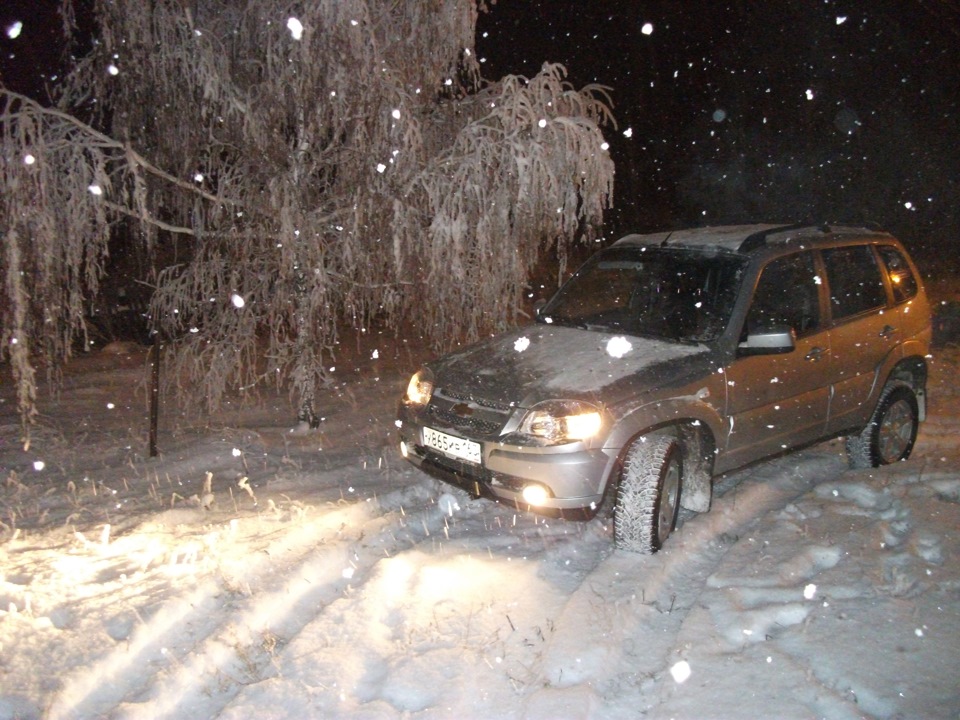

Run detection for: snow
[[286, 18, 303, 41], [1, 337, 959, 719]]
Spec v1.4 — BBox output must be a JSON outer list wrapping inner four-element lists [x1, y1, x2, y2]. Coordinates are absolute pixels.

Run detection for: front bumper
[[397, 414, 616, 517]]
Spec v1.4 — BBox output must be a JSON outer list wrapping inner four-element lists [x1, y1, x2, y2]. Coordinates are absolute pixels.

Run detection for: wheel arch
[[602, 406, 720, 514], [886, 355, 928, 421]]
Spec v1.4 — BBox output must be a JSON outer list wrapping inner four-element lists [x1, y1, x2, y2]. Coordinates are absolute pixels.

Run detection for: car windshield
[[538, 246, 747, 343]]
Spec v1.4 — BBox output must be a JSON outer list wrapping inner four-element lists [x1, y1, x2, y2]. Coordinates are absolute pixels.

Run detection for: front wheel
[[846, 383, 919, 469], [614, 436, 682, 554]]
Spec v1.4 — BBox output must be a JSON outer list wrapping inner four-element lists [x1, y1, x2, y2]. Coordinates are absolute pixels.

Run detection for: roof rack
[[738, 222, 829, 252]]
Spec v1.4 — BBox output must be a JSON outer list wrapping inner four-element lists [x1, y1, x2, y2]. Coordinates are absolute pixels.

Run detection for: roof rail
[[738, 222, 811, 252]]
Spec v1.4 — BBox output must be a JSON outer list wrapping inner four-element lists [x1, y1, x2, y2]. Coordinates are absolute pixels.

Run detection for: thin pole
[[149, 341, 161, 457]]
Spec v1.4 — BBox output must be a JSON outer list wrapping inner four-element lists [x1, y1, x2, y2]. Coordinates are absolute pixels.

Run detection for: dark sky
[[3, 1, 958, 258], [0, 0, 65, 100], [477, 1, 960, 257]]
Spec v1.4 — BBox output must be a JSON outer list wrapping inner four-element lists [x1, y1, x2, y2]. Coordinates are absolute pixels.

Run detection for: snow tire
[[846, 382, 919, 469], [614, 436, 682, 554]]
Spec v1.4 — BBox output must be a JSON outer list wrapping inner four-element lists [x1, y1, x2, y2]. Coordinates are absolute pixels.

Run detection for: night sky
[[0, 0, 65, 100], [476, 1, 960, 258], [3, 1, 958, 259]]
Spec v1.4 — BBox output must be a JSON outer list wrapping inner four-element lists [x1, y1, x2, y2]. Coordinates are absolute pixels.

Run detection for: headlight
[[404, 368, 434, 407], [518, 400, 602, 443]]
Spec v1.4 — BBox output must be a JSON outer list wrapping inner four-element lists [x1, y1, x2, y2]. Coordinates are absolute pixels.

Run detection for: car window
[[746, 251, 821, 336], [539, 247, 746, 343], [822, 245, 887, 320], [876, 245, 919, 303]]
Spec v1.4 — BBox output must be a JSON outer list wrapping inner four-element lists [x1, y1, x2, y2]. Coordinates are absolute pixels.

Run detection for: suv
[[397, 224, 931, 553]]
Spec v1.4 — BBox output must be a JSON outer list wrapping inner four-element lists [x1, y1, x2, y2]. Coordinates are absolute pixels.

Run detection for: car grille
[[421, 449, 493, 483], [425, 387, 515, 439], [427, 406, 502, 436], [440, 388, 514, 412], [419, 449, 526, 496]]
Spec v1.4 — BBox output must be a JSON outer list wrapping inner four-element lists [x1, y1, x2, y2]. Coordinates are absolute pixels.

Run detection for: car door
[[822, 244, 900, 433], [720, 250, 832, 470]]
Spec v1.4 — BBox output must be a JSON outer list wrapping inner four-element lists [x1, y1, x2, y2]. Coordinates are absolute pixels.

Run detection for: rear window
[[877, 245, 919, 303]]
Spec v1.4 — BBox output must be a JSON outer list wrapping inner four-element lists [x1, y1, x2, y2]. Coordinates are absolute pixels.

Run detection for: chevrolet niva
[[397, 224, 932, 553]]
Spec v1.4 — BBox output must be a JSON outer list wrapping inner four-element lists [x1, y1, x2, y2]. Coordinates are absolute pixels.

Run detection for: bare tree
[[1, 0, 614, 434]]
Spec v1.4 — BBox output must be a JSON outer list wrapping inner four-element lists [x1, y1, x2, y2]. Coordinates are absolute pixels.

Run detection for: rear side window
[[822, 245, 887, 321], [877, 245, 919, 303]]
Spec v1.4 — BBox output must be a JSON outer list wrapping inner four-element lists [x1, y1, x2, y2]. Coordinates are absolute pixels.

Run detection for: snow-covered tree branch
[[1, 0, 614, 432]]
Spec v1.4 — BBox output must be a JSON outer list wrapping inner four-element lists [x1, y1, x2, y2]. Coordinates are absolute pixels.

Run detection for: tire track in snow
[[46, 479, 446, 719], [523, 446, 850, 718]]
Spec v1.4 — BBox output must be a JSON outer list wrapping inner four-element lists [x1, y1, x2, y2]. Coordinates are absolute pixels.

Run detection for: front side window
[[539, 247, 746, 343], [746, 251, 821, 336], [822, 245, 887, 321]]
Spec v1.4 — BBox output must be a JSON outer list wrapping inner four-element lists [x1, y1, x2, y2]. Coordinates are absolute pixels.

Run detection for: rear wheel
[[614, 436, 682, 554], [846, 383, 919, 468]]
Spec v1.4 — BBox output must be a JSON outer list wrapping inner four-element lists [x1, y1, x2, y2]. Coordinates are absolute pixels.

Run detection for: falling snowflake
[[6, 21, 23, 39], [606, 336, 633, 358], [88, 185, 103, 196], [287, 17, 304, 40], [230, 293, 246, 308], [514, 336, 530, 353], [670, 660, 691, 684], [641, 22, 654, 35]]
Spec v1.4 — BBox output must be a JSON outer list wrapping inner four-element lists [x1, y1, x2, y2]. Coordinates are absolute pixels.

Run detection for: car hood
[[430, 325, 712, 408]]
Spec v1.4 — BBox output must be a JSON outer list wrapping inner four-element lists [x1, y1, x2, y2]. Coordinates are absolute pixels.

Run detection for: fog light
[[521, 483, 550, 506], [400, 441, 409, 459]]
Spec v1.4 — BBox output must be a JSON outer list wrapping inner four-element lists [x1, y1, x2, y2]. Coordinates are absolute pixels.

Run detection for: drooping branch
[[2, 0, 616, 433]]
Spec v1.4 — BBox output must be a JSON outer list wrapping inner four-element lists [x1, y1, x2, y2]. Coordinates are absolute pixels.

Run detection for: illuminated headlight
[[518, 400, 602, 443], [404, 368, 434, 407]]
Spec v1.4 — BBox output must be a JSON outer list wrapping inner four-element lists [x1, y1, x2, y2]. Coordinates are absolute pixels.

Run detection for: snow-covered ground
[[1, 325, 959, 720]]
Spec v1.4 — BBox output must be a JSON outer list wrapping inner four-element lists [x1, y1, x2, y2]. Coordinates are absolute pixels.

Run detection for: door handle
[[879, 325, 897, 338], [805, 346, 826, 362]]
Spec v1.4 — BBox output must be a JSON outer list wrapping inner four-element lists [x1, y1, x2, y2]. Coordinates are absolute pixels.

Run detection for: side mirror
[[738, 324, 796, 356]]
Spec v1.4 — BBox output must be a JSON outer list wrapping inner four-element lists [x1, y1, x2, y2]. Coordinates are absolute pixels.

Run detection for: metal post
[[149, 341, 161, 457]]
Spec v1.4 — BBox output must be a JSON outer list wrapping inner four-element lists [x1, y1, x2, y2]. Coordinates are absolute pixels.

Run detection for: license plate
[[423, 426, 482, 465]]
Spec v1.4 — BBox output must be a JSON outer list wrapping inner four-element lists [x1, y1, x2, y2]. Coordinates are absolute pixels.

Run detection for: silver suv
[[397, 224, 931, 553]]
